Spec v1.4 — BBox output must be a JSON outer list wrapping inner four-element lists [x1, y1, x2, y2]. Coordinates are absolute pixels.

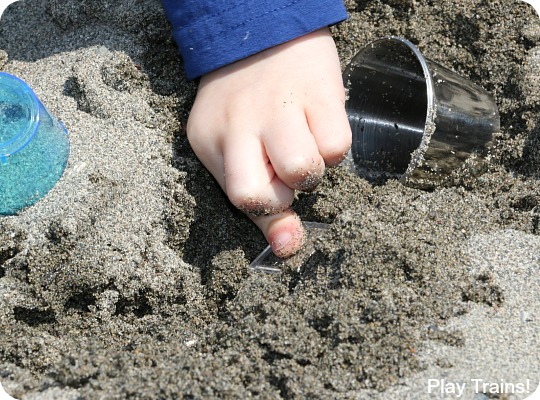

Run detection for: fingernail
[[271, 231, 293, 254]]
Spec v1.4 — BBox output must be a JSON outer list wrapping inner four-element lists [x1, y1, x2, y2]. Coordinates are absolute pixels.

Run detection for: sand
[[0, 0, 539, 399]]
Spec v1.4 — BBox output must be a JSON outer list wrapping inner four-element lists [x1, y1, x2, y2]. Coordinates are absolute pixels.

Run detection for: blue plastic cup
[[0, 72, 69, 215]]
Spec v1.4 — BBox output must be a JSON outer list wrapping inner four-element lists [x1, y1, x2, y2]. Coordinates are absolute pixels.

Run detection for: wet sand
[[0, 0, 539, 399]]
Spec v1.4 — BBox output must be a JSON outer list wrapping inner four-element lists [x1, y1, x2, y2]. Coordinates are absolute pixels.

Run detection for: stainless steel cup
[[344, 36, 500, 189]]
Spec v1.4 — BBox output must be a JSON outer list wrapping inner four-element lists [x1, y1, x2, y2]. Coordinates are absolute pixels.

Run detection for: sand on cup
[[0, 72, 69, 215], [344, 36, 500, 189]]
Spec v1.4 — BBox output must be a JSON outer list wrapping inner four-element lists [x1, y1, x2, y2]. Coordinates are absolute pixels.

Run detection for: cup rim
[[0, 72, 40, 158]]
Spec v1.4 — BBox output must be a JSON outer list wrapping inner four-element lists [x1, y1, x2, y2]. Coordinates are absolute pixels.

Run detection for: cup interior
[[344, 38, 430, 175]]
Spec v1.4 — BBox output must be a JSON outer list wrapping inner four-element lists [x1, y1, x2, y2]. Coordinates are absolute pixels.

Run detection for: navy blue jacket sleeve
[[161, 0, 348, 80]]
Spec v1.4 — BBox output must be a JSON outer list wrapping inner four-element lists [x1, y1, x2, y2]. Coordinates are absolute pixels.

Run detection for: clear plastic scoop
[[249, 221, 330, 274]]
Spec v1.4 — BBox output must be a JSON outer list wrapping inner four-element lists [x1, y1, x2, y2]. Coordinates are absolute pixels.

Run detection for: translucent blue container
[[0, 72, 69, 215]]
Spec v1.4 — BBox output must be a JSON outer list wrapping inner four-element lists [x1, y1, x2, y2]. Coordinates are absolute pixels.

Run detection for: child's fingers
[[263, 114, 325, 192], [250, 208, 305, 258], [195, 131, 305, 258], [222, 133, 295, 216]]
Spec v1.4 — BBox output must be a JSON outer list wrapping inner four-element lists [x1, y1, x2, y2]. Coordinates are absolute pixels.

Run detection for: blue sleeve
[[161, 0, 348, 80]]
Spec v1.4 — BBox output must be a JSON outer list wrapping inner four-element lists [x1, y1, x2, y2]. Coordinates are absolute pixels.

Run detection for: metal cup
[[344, 36, 500, 189]]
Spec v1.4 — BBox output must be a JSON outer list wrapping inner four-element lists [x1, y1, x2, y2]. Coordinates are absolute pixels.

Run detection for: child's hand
[[187, 28, 352, 257]]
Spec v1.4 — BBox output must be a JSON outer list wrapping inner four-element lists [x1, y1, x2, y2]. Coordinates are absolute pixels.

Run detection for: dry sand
[[0, 0, 539, 399]]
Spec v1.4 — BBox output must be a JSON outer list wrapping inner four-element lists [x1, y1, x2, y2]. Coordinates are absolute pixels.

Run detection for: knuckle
[[320, 133, 352, 166], [227, 188, 269, 216], [283, 155, 325, 191], [226, 186, 290, 217]]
